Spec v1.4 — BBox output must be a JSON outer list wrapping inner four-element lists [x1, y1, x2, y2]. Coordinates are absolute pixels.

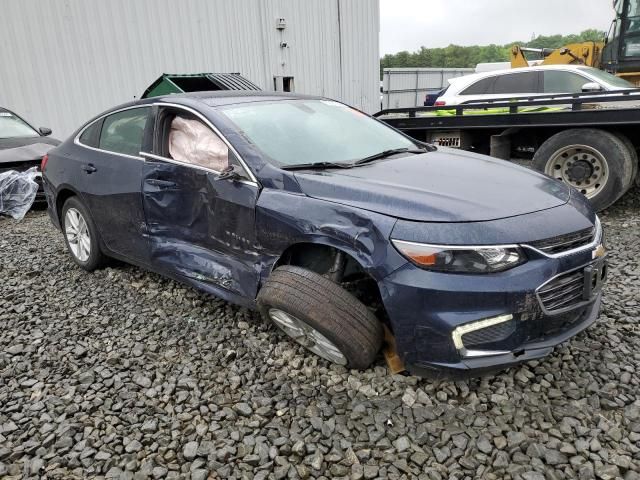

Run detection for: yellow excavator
[[511, 0, 640, 84]]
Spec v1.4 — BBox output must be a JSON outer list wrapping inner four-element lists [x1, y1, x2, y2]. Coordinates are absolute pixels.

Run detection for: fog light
[[451, 314, 514, 357]]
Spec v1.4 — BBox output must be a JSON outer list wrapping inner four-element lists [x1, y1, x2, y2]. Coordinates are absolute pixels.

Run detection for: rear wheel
[[257, 266, 383, 369], [533, 128, 635, 211], [61, 196, 106, 271]]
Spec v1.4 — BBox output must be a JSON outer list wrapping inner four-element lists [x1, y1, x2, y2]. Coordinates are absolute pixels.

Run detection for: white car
[[434, 65, 636, 106]]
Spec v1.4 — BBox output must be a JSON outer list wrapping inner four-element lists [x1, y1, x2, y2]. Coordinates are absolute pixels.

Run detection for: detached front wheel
[[533, 129, 636, 211], [257, 265, 383, 369]]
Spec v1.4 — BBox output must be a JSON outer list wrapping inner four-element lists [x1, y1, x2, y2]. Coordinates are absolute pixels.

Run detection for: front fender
[[254, 190, 407, 285]]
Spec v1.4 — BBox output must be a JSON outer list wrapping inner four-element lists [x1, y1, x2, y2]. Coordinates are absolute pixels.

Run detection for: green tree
[[380, 29, 606, 78]]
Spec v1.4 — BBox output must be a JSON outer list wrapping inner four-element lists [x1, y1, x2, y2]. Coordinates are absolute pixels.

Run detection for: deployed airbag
[[168, 116, 229, 171], [0, 167, 40, 220]]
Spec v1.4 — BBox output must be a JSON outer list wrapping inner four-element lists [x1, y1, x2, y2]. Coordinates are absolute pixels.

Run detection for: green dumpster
[[142, 73, 261, 99]]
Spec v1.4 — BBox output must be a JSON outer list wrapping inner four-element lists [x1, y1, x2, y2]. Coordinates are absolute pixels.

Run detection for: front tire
[[533, 128, 635, 211], [61, 196, 106, 271], [257, 266, 383, 369]]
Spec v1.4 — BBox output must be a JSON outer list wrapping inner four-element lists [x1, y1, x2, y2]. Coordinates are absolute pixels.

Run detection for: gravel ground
[[1, 188, 640, 480]]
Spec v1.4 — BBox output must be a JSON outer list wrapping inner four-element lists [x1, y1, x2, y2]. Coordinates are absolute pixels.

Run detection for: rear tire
[[533, 128, 635, 211], [61, 196, 106, 271], [257, 265, 383, 369]]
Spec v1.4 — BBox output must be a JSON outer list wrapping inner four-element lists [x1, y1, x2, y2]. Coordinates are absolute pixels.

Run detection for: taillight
[[434, 101, 446, 106], [41, 153, 48, 171]]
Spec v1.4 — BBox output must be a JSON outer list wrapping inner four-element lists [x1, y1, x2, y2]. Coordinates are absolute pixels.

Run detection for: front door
[[141, 105, 260, 301]]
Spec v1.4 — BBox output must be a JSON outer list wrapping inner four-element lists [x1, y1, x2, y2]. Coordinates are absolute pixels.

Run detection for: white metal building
[[0, 0, 380, 139]]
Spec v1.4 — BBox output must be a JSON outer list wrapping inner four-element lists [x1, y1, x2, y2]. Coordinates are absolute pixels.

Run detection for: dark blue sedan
[[42, 92, 607, 377]]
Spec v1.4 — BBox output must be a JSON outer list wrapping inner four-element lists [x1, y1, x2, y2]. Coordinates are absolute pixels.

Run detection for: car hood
[[0, 137, 60, 164], [293, 148, 570, 222]]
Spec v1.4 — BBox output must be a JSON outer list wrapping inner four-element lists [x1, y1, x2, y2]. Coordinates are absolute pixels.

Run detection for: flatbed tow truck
[[376, 89, 640, 211]]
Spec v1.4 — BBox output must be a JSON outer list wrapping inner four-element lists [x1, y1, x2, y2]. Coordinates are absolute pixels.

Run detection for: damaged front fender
[[255, 190, 407, 287]]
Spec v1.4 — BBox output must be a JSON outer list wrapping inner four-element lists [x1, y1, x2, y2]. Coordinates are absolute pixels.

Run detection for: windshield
[[0, 111, 39, 139], [220, 100, 416, 166], [577, 67, 636, 89]]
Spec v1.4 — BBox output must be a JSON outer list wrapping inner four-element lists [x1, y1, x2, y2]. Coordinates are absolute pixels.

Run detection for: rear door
[[140, 104, 261, 301], [75, 106, 152, 262]]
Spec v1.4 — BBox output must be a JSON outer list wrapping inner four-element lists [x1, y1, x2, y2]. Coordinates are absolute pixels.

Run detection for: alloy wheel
[[65, 208, 91, 262], [268, 308, 348, 365]]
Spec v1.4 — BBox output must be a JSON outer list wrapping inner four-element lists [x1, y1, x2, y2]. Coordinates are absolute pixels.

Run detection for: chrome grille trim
[[523, 217, 602, 259]]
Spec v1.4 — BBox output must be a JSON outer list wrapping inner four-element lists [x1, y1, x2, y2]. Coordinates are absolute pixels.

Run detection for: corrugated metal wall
[[0, 0, 379, 139], [382, 68, 474, 109]]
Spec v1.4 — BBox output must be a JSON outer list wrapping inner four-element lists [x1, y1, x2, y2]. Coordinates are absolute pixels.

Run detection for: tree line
[[380, 29, 606, 75]]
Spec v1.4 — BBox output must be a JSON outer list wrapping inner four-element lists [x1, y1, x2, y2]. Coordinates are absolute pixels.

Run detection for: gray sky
[[380, 0, 614, 55]]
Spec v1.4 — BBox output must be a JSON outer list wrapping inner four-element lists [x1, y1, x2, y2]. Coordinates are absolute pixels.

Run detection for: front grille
[[461, 320, 516, 348], [528, 227, 595, 255], [538, 270, 584, 312]]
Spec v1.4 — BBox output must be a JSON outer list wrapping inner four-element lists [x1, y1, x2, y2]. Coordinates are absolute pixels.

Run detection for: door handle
[[146, 179, 178, 189], [82, 164, 97, 174]]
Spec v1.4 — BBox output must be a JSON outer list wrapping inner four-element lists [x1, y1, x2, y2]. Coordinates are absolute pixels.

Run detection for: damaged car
[[42, 92, 607, 377], [0, 107, 59, 204]]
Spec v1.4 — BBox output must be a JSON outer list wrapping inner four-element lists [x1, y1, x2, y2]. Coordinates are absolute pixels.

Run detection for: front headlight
[[392, 240, 527, 273]]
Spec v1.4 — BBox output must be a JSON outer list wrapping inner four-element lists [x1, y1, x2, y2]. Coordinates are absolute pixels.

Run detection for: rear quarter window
[[78, 119, 103, 147]]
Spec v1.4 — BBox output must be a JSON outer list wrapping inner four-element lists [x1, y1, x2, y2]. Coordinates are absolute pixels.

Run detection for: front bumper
[[406, 296, 600, 379], [379, 243, 605, 378]]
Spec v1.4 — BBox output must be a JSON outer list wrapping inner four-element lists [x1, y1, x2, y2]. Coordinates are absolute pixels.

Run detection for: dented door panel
[[142, 160, 260, 299]]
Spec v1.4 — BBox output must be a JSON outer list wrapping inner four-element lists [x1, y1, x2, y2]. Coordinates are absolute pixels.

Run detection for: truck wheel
[[533, 128, 635, 211], [612, 131, 638, 191], [257, 265, 383, 369]]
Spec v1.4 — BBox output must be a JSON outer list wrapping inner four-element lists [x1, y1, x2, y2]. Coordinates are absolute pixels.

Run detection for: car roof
[[447, 64, 598, 88], [75, 92, 331, 136], [145, 90, 324, 108]]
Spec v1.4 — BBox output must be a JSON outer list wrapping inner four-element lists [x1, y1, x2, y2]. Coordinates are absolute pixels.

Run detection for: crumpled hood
[[293, 148, 570, 222], [0, 137, 60, 164]]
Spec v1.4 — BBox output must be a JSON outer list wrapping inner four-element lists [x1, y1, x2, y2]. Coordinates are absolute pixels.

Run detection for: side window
[[99, 107, 150, 156], [493, 72, 540, 94], [543, 71, 591, 93], [461, 77, 495, 95], [167, 115, 230, 172], [78, 119, 102, 147]]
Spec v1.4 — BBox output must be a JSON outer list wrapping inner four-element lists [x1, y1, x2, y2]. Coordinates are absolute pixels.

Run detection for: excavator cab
[[602, 0, 640, 82]]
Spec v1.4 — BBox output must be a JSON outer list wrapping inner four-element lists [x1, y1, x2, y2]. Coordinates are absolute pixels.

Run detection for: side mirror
[[39, 127, 52, 136], [216, 164, 242, 181], [582, 82, 603, 93]]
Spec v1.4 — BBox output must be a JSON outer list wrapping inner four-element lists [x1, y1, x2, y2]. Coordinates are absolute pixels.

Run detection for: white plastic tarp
[[0, 167, 40, 220]]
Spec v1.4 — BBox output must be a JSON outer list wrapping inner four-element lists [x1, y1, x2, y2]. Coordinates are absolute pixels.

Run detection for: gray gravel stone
[[234, 402, 253, 417], [183, 441, 198, 460]]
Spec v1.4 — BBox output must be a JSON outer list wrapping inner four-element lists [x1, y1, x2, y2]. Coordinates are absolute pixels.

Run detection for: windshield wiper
[[353, 147, 426, 166], [281, 161, 355, 171]]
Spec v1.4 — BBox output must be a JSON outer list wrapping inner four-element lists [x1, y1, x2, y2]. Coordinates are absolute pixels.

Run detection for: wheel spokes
[[267, 308, 347, 366], [65, 208, 91, 262]]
